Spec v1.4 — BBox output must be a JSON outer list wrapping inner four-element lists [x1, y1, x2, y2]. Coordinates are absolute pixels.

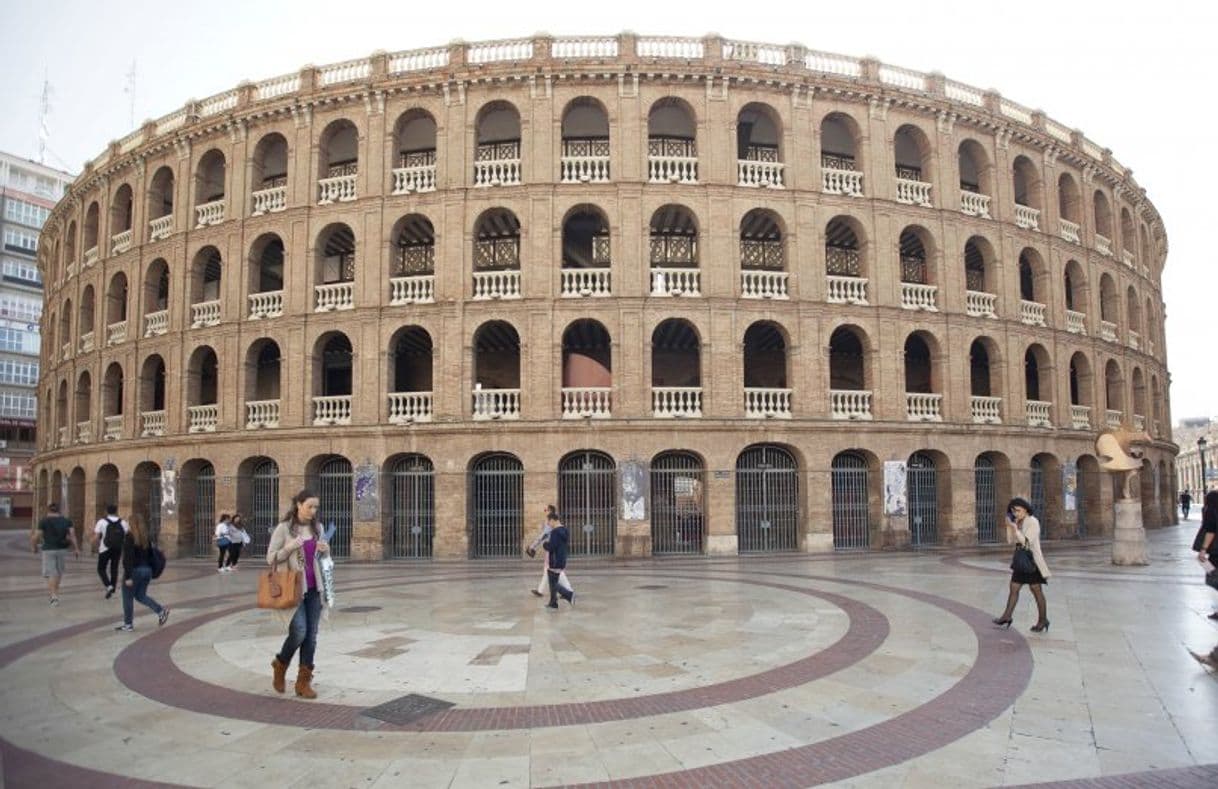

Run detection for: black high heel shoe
[[1030, 620, 1050, 633], [992, 617, 1013, 629]]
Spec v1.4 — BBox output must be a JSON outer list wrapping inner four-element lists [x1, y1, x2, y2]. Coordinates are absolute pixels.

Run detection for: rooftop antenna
[[37, 73, 52, 165], [123, 60, 137, 128]]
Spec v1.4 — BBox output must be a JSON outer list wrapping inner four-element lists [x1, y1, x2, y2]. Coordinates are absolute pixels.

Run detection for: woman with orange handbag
[[992, 496, 1052, 633], [267, 489, 330, 698]]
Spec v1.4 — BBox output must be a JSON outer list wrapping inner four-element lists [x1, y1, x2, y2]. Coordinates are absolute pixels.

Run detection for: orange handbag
[[257, 557, 301, 610]]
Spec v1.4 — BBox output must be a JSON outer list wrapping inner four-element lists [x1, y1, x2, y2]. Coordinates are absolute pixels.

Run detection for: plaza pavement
[[0, 521, 1215, 788]]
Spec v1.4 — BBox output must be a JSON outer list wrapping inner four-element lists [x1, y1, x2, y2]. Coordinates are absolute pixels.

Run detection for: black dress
[[1009, 520, 1048, 585]]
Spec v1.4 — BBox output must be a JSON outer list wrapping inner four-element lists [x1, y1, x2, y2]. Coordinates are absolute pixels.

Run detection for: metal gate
[[736, 445, 799, 553], [134, 471, 163, 542], [1030, 458, 1045, 521], [387, 454, 434, 559], [313, 457, 353, 559], [192, 464, 216, 557], [974, 457, 997, 543], [832, 452, 870, 550], [651, 452, 704, 554], [907, 452, 938, 546], [558, 451, 616, 556], [248, 459, 279, 558], [470, 454, 523, 558]]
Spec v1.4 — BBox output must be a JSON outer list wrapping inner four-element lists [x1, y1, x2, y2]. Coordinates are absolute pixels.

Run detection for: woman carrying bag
[[992, 496, 1052, 633], [225, 513, 250, 571], [215, 513, 233, 573], [115, 514, 170, 632], [266, 490, 330, 699]]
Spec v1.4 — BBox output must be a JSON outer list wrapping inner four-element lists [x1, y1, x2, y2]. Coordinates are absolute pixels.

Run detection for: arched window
[[468, 453, 524, 558], [248, 233, 285, 319], [189, 246, 222, 327], [388, 326, 434, 423], [958, 139, 992, 217], [821, 113, 863, 196], [904, 333, 940, 421], [1025, 344, 1052, 426], [110, 184, 134, 250], [825, 216, 867, 304], [893, 124, 933, 206], [194, 149, 226, 226], [186, 346, 219, 432], [392, 110, 438, 193], [318, 120, 359, 203], [829, 325, 871, 420], [649, 204, 699, 296], [736, 103, 783, 188], [561, 98, 610, 183], [474, 101, 522, 186], [970, 338, 1001, 424], [473, 321, 521, 420], [648, 98, 697, 183], [244, 339, 281, 429], [651, 319, 701, 417], [472, 208, 521, 299], [251, 133, 289, 213], [147, 167, 175, 237], [561, 319, 612, 418], [311, 333, 353, 425], [314, 224, 355, 311], [391, 214, 436, 304], [650, 451, 705, 555], [743, 321, 789, 418], [740, 209, 786, 299], [561, 206, 611, 297], [736, 444, 799, 553]]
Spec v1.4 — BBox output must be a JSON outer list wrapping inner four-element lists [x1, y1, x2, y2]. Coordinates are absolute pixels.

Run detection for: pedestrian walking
[[1196, 490, 1218, 621], [267, 490, 330, 699], [92, 504, 128, 599], [215, 513, 233, 572], [115, 514, 169, 632], [543, 510, 574, 609], [1181, 490, 1193, 520], [992, 496, 1052, 633], [31, 502, 78, 606], [527, 504, 569, 598], [224, 514, 250, 570]]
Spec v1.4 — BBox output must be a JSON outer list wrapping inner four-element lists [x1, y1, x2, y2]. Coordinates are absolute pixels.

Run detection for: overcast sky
[[2, 0, 1213, 427]]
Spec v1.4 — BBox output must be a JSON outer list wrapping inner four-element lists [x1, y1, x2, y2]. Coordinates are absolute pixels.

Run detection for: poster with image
[[883, 461, 907, 515]]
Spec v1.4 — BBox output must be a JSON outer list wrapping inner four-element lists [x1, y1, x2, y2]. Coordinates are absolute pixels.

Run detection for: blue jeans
[[122, 565, 163, 625], [277, 589, 321, 668]]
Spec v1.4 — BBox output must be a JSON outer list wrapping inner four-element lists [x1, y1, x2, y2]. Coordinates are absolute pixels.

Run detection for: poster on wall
[[160, 468, 177, 518], [1062, 461, 1078, 511], [354, 461, 379, 522], [619, 460, 647, 521], [883, 461, 907, 515]]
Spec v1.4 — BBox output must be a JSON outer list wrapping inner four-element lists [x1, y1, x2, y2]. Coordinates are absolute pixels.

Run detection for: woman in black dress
[[992, 496, 1052, 632]]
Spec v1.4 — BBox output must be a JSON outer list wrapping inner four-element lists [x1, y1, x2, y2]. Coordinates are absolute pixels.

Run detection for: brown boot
[[271, 656, 288, 694], [295, 664, 317, 699]]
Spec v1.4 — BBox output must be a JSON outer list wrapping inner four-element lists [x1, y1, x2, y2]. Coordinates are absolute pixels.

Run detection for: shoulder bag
[[1011, 544, 1037, 575], [257, 554, 301, 610]]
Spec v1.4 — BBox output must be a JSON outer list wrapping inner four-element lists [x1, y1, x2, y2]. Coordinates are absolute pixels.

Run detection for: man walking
[[31, 502, 79, 605], [1180, 489, 1193, 520], [92, 504, 128, 599], [544, 510, 574, 609]]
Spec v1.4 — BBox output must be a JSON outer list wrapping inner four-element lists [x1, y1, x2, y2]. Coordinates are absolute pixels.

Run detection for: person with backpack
[[215, 513, 233, 572], [115, 513, 170, 632], [92, 504, 128, 599], [31, 502, 79, 606]]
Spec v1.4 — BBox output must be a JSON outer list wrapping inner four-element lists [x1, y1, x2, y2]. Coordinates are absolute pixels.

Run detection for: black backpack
[[103, 516, 125, 551]]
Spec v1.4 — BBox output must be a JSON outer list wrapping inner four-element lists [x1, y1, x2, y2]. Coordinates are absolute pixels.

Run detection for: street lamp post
[[1200, 436, 1209, 493]]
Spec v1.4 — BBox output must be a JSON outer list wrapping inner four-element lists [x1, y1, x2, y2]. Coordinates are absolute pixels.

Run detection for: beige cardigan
[[1013, 514, 1051, 579], [266, 520, 329, 605]]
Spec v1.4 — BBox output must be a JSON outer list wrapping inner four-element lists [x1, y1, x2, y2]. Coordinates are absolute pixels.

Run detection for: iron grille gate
[[651, 452, 704, 555], [388, 455, 434, 559], [193, 465, 216, 557], [248, 459, 279, 558], [975, 458, 997, 543], [1030, 459, 1045, 523], [314, 457, 353, 559], [831, 453, 870, 550], [470, 454, 523, 558], [736, 445, 799, 553], [558, 451, 617, 556], [146, 475, 163, 542], [907, 453, 938, 546]]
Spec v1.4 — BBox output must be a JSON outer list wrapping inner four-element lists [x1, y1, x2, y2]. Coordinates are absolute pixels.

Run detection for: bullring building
[[33, 34, 1175, 561]]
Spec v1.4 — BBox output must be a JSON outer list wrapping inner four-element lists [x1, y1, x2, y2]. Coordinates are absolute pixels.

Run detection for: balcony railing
[[473, 388, 521, 420], [651, 267, 701, 297], [1066, 310, 1086, 335], [392, 164, 438, 194], [140, 410, 167, 437], [473, 270, 522, 300], [1100, 320, 1118, 342], [390, 275, 435, 305], [822, 165, 864, 196], [245, 399, 280, 429], [1133, 414, 1146, 432], [61, 342, 72, 361], [965, 290, 997, 318], [741, 270, 789, 300], [76, 421, 92, 444], [1026, 400, 1052, 428], [1105, 409, 1123, 428], [561, 268, 611, 298], [106, 321, 127, 346], [188, 404, 218, 433], [830, 390, 873, 420], [652, 386, 702, 418], [144, 310, 169, 337], [251, 185, 287, 215], [1070, 405, 1091, 430], [57, 425, 69, 447], [960, 190, 991, 218], [900, 282, 938, 311], [1019, 300, 1047, 327], [103, 414, 123, 441], [1129, 330, 1141, 351], [318, 174, 357, 204], [314, 282, 354, 312], [195, 199, 225, 227], [561, 387, 612, 419], [111, 229, 133, 255], [1014, 204, 1040, 230], [388, 392, 433, 423], [561, 156, 610, 184], [971, 396, 1002, 424], [474, 158, 522, 187], [895, 178, 932, 207], [826, 275, 868, 305], [191, 300, 221, 328], [1059, 219, 1081, 244], [78, 331, 95, 354], [84, 246, 99, 267], [745, 388, 792, 419], [648, 154, 698, 184], [248, 291, 284, 319], [737, 160, 784, 189], [1121, 250, 1135, 268], [906, 392, 943, 422], [1095, 234, 1112, 256], [148, 214, 174, 241], [313, 395, 353, 425]]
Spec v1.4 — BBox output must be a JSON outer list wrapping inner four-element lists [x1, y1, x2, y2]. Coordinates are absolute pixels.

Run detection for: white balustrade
[[61, 342, 72, 361], [1066, 310, 1086, 335], [110, 229, 132, 254], [745, 388, 792, 419], [637, 37, 704, 59], [84, 246, 98, 267], [195, 199, 225, 227], [140, 410, 167, 437], [737, 160, 785, 188], [473, 158, 522, 187], [741, 270, 789, 300], [900, 282, 938, 311], [103, 414, 123, 441], [76, 421, 92, 444], [1020, 300, 1047, 326], [561, 268, 611, 298], [1133, 414, 1146, 432], [57, 426, 69, 447], [1129, 330, 1141, 351], [198, 90, 237, 117], [562, 387, 612, 419], [314, 282, 354, 312], [561, 156, 610, 184], [1026, 400, 1053, 428], [1070, 405, 1091, 430], [804, 49, 863, 77], [312, 395, 353, 425], [106, 321, 127, 346], [388, 392, 434, 423], [467, 39, 534, 63], [473, 388, 521, 420], [830, 390, 873, 420], [251, 185, 287, 215], [553, 36, 618, 58], [826, 275, 868, 305], [971, 396, 1002, 424], [188, 404, 218, 433], [78, 331, 94, 354], [1147, 338, 1155, 357], [965, 290, 997, 318], [248, 291, 284, 319], [390, 275, 435, 305], [245, 399, 280, 429], [255, 73, 300, 100], [895, 178, 932, 206], [650, 267, 701, 297], [906, 392, 943, 422], [1121, 250, 1135, 268], [318, 174, 357, 204], [1059, 219, 1081, 244], [1100, 320, 1118, 342], [960, 191, 991, 218], [144, 310, 169, 337], [648, 155, 698, 184], [319, 58, 371, 85], [723, 40, 789, 65], [392, 165, 438, 194], [1014, 204, 1040, 230], [822, 167, 864, 196], [388, 47, 450, 73], [473, 270, 522, 300], [149, 214, 174, 241], [190, 299, 221, 328], [652, 387, 702, 418], [1105, 409, 1123, 428], [1095, 234, 1112, 256]]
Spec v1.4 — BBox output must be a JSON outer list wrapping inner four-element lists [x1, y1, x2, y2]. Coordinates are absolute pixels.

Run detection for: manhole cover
[[362, 693, 454, 725], [340, 606, 382, 614], [636, 585, 669, 590]]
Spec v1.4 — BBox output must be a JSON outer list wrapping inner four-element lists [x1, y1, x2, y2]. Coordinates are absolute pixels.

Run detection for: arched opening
[[319, 119, 359, 181], [1126, 286, 1142, 342], [970, 337, 1001, 423], [143, 259, 170, 330], [1012, 155, 1042, 210], [647, 98, 697, 183], [83, 202, 100, 254], [64, 220, 77, 267], [893, 123, 933, 205], [1131, 367, 1147, 425], [829, 325, 870, 419], [561, 319, 611, 418], [649, 204, 699, 296], [820, 112, 863, 195], [1099, 273, 1119, 333], [110, 183, 134, 239], [95, 464, 119, 522], [1058, 172, 1082, 231], [384, 453, 435, 558], [975, 452, 1011, 544], [743, 321, 789, 418], [306, 454, 353, 559], [740, 208, 786, 299], [244, 339, 281, 428], [251, 133, 289, 213], [182, 459, 215, 557], [102, 362, 124, 430], [59, 300, 71, 352], [1104, 359, 1124, 421], [1030, 453, 1062, 536], [832, 450, 877, 550], [312, 333, 353, 425], [388, 326, 434, 423], [1093, 190, 1113, 244], [472, 208, 521, 299], [907, 451, 949, 546], [468, 453, 524, 558], [1076, 454, 1102, 537], [105, 272, 128, 335], [898, 227, 936, 311], [1069, 352, 1094, 429], [651, 451, 705, 555], [392, 213, 436, 279], [248, 233, 285, 318], [1025, 344, 1052, 426], [1120, 208, 1137, 262], [473, 321, 522, 419], [237, 456, 279, 556], [194, 149, 226, 224], [561, 206, 611, 297], [186, 345, 219, 432], [737, 102, 783, 187], [651, 319, 701, 417], [735, 444, 799, 553], [138, 354, 166, 435], [474, 101, 522, 186], [1063, 259, 1087, 316], [1018, 248, 1044, 304], [558, 450, 617, 556], [315, 223, 355, 285], [73, 371, 92, 441], [78, 285, 96, 346], [958, 139, 992, 216], [825, 215, 867, 303], [132, 461, 162, 541], [964, 235, 996, 298], [147, 166, 175, 227], [904, 332, 939, 421], [392, 110, 438, 192], [560, 98, 610, 183], [189, 246, 222, 326]]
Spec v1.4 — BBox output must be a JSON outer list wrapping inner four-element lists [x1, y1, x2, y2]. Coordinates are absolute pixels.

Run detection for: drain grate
[[636, 585, 669, 590], [361, 693, 454, 725], [339, 605, 382, 614]]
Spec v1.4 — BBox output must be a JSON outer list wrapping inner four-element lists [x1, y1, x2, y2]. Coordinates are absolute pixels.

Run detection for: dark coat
[[544, 524, 570, 570], [121, 533, 155, 577]]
